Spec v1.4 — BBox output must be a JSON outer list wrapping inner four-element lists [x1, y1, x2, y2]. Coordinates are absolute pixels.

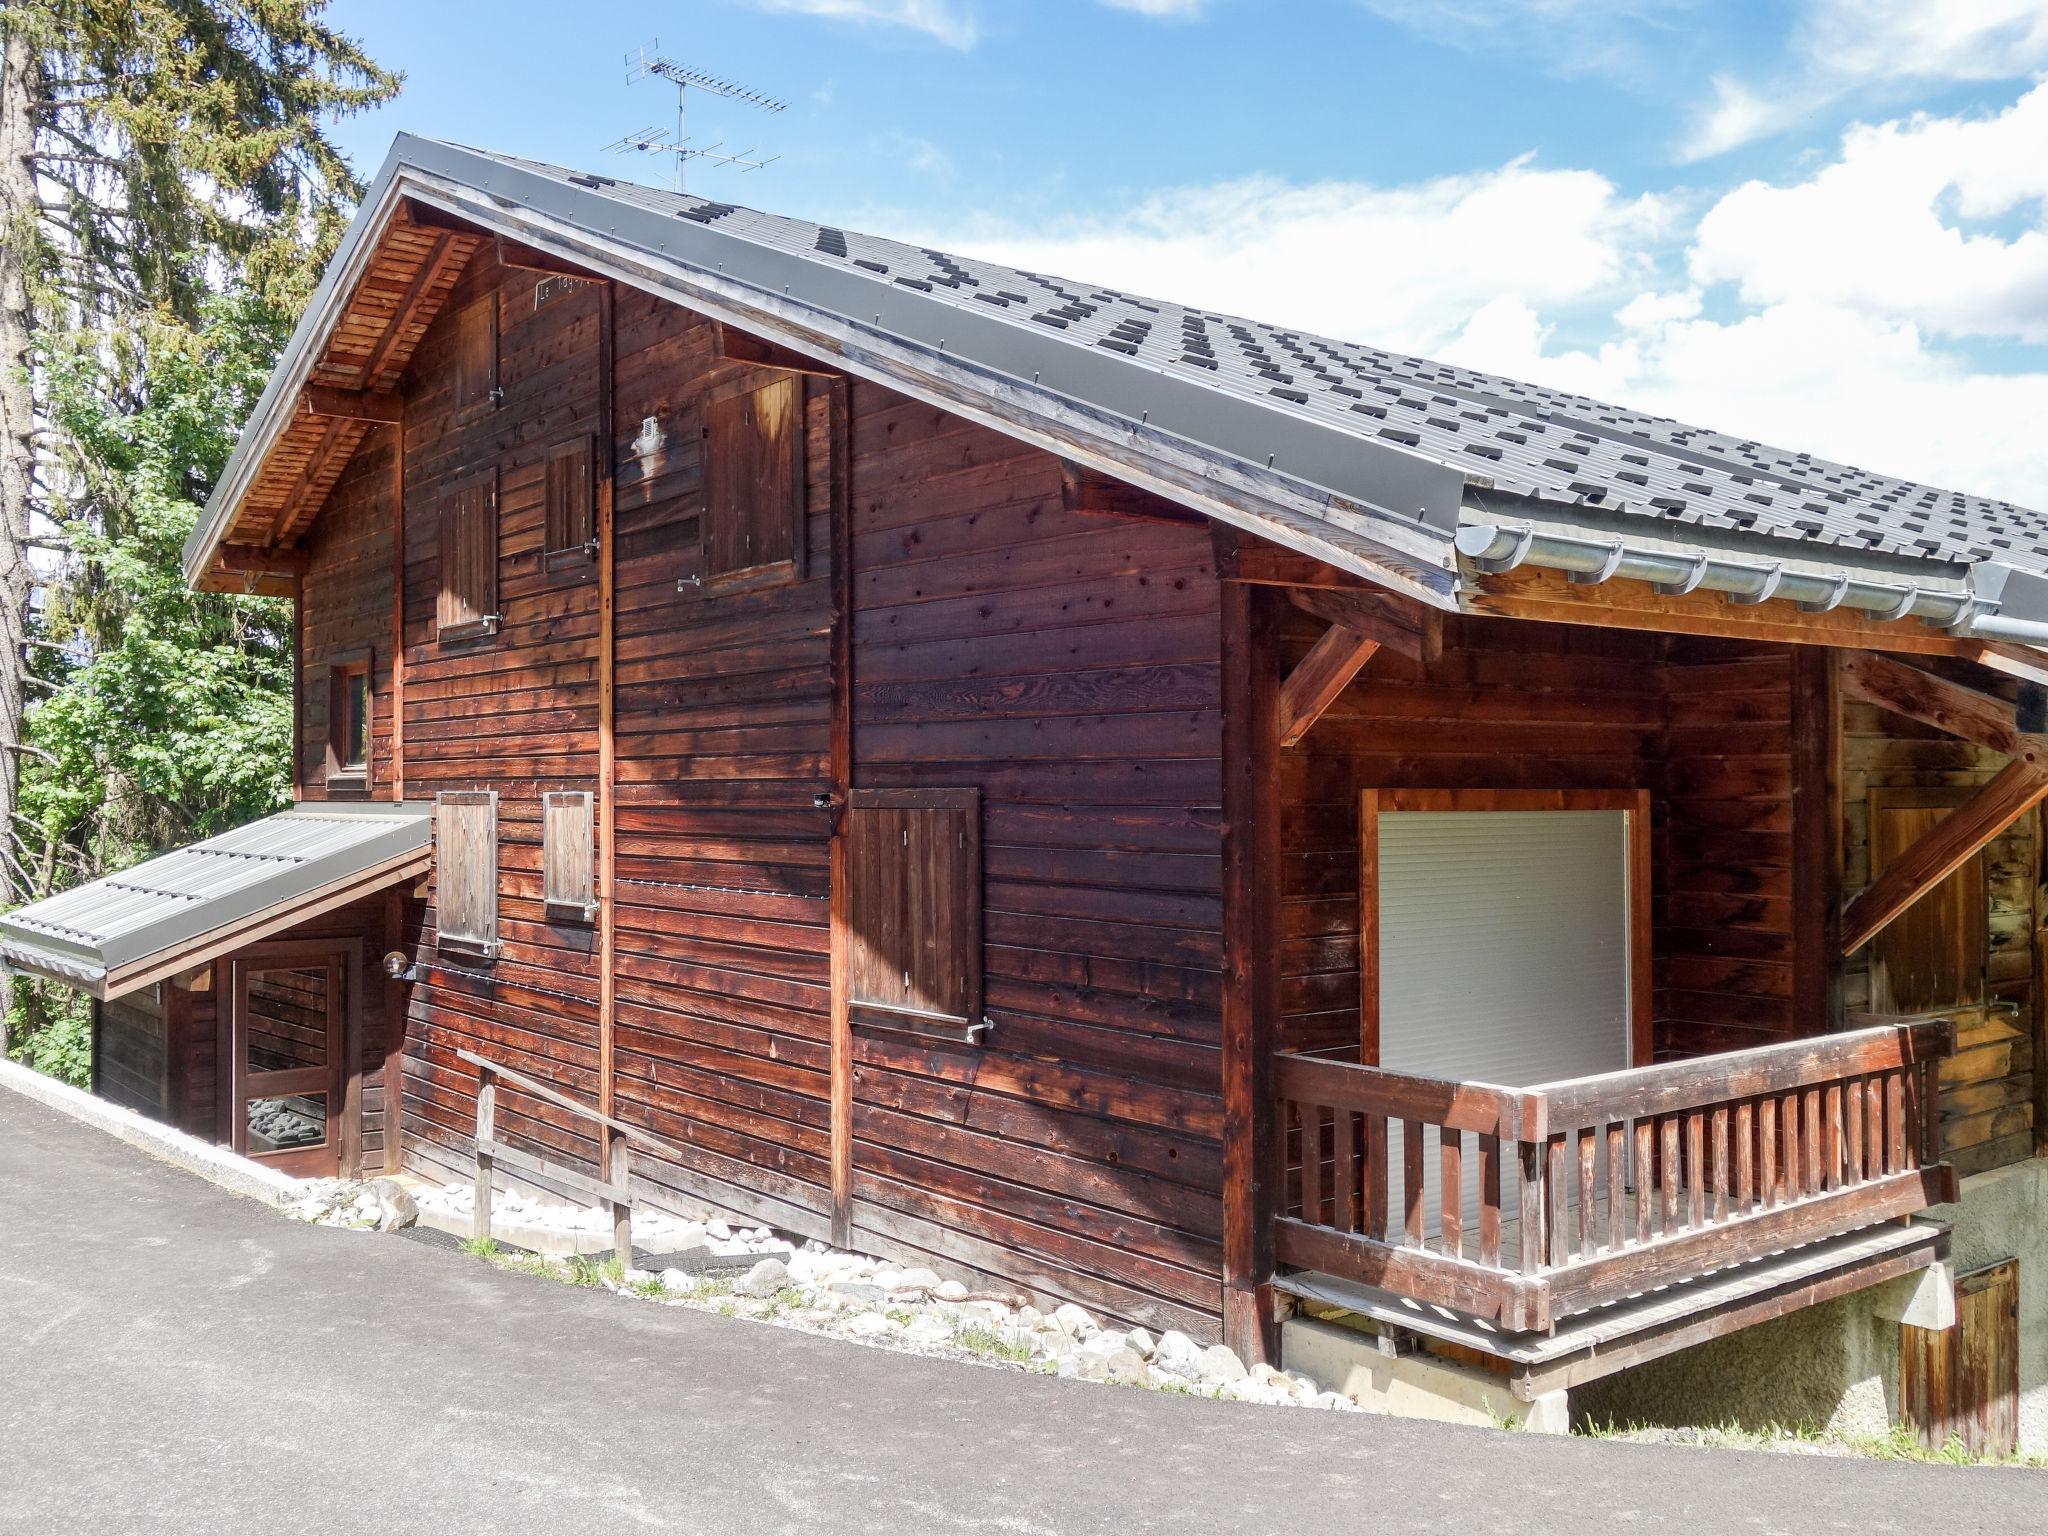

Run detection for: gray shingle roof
[[474, 147, 2046, 573]]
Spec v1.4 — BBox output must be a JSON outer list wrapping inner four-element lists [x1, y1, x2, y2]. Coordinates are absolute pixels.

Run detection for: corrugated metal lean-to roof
[[0, 804, 431, 999]]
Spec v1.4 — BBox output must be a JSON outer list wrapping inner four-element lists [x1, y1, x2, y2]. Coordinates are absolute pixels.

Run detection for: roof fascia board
[[191, 137, 1468, 605]]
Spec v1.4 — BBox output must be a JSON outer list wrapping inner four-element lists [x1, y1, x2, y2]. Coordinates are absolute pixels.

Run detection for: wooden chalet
[[10, 135, 2048, 1419]]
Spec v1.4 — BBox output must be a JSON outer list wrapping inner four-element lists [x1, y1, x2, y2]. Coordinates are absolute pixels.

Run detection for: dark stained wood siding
[[297, 425, 397, 800], [844, 389, 1225, 1334], [95, 989, 165, 1118]]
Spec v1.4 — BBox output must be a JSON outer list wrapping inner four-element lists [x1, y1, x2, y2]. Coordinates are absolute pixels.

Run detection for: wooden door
[[228, 953, 346, 1177], [1901, 1258, 2019, 1457]]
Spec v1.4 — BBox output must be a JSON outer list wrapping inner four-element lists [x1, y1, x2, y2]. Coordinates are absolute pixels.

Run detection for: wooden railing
[[459, 1047, 634, 1264], [1273, 1020, 1958, 1333]]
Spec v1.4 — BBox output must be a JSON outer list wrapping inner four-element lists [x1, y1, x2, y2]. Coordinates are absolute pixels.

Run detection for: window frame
[[434, 789, 500, 961], [541, 790, 599, 924], [698, 372, 807, 597], [436, 466, 500, 644], [320, 647, 373, 793], [841, 786, 985, 1043]]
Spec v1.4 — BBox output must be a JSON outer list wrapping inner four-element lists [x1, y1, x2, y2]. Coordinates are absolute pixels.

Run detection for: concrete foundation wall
[[1573, 1158, 2048, 1451]]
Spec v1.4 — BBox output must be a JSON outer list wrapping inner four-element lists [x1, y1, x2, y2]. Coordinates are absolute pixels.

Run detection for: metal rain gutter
[[1452, 522, 2030, 637]]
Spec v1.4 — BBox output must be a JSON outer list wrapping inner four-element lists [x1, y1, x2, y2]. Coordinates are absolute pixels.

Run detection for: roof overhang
[[0, 804, 430, 1000], [186, 135, 1473, 607]]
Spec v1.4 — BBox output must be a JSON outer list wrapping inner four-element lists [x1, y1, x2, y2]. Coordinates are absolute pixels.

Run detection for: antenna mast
[[618, 40, 788, 193]]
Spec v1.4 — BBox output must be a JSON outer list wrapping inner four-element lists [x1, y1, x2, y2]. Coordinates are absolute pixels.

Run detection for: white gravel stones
[[1151, 1330, 1206, 1380], [735, 1258, 789, 1298], [1199, 1344, 1249, 1386], [1124, 1327, 1156, 1361], [934, 1279, 968, 1302], [1052, 1303, 1099, 1340], [283, 1177, 418, 1231]]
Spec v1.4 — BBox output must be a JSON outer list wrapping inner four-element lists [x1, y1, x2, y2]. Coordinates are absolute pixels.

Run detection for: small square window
[[322, 651, 372, 790]]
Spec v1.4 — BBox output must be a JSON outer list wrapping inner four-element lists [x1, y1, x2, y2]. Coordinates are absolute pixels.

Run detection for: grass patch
[[459, 1236, 500, 1260], [627, 1275, 668, 1298], [954, 1323, 1033, 1363]]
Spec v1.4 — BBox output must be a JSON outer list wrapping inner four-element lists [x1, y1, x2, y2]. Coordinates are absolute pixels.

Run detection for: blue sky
[[323, 0, 2048, 504]]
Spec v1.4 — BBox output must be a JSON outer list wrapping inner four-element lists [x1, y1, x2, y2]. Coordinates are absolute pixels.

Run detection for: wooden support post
[[1841, 757, 2048, 954], [608, 1125, 632, 1267], [390, 419, 406, 803], [1289, 586, 1442, 665], [1277, 624, 1381, 749], [1791, 647, 1843, 1033], [826, 376, 855, 1249], [1220, 569, 1282, 1364], [596, 284, 618, 1126], [381, 887, 407, 1175], [473, 1069, 495, 1245]]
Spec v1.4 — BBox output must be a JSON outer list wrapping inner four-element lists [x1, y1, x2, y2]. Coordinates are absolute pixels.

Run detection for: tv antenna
[[613, 39, 787, 194]]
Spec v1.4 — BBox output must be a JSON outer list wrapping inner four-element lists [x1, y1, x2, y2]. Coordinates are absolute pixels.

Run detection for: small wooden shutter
[[542, 790, 597, 922], [453, 294, 499, 421], [701, 374, 804, 593], [436, 469, 499, 641], [435, 790, 499, 958], [844, 788, 981, 1036], [543, 434, 596, 572], [1871, 789, 1989, 1013]]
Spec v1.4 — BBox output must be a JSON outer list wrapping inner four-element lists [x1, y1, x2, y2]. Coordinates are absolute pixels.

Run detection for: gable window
[[452, 294, 499, 422], [435, 790, 499, 960], [1870, 787, 1989, 1013], [437, 467, 499, 642], [543, 434, 597, 575], [322, 649, 372, 791], [842, 788, 984, 1040], [700, 374, 805, 595], [541, 790, 598, 923]]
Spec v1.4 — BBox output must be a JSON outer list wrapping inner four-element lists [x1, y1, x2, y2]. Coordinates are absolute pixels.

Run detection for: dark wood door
[[1901, 1258, 2019, 1457], [228, 955, 345, 1177]]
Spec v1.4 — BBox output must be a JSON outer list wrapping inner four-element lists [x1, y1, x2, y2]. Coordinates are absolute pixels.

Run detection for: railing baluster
[[1844, 1077, 1864, 1187], [1887, 1071, 1907, 1174], [1900, 1064, 1920, 1171], [1735, 1100, 1754, 1213], [1780, 1089, 1801, 1201], [1803, 1085, 1823, 1195], [1710, 1106, 1729, 1222], [1577, 1127, 1596, 1260], [1685, 1111, 1706, 1227], [1606, 1122, 1625, 1251], [1365, 1114, 1388, 1239], [1480, 1134, 1502, 1268], [1633, 1119, 1653, 1243], [1759, 1097, 1778, 1209], [1519, 1139, 1543, 1274], [1545, 1133, 1568, 1263], [1866, 1072, 1885, 1179], [1441, 1126, 1463, 1258], [1659, 1116, 1681, 1231], [1332, 1107, 1358, 1233], [1824, 1082, 1844, 1191], [1301, 1102, 1324, 1229], [1403, 1119, 1425, 1247]]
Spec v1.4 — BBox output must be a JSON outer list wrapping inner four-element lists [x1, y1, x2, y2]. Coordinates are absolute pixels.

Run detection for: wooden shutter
[[1902, 1258, 2019, 1457], [435, 790, 499, 958], [542, 790, 597, 922], [452, 294, 499, 421], [1871, 788, 1989, 1013], [844, 788, 982, 1036], [436, 468, 499, 641], [701, 374, 804, 593], [543, 434, 596, 573]]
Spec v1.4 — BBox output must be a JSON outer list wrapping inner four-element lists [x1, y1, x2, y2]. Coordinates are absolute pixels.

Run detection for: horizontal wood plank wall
[[297, 424, 398, 800], [1843, 690, 2038, 1175], [394, 252, 606, 1187], [604, 290, 838, 1237], [1655, 639, 1799, 1056], [169, 979, 217, 1138], [1278, 612, 1663, 1061], [847, 386, 1226, 1336], [96, 990, 165, 1118]]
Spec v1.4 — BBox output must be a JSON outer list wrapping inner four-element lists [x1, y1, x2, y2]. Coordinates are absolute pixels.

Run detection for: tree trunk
[[0, 19, 37, 908]]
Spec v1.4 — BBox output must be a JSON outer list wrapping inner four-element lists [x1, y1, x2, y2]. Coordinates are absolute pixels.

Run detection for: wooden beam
[[1214, 529, 1373, 590], [1060, 461, 1206, 526], [1841, 758, 2048, 954], [712, 320, 844, 378], [301, 385, 403, 424], [358, 231, 464, 389], [1278, 625, 1383, 748], [495, 233, 607, 279], [1840, 650, 2048, 766], [827, 376, 855, 1249], [268, 413, 363, 544], [1290, 586, 1443, 665], [214, 543, 309, 577]]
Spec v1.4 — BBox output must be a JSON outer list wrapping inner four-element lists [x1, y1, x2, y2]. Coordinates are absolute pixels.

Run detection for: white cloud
[[1689, 82, 2048, 343], [1099, 0, 1206, 14], [910, 159, 1671, 357], [1354, 0, 1696, 77], [1680, 0, 2048, 158], [745, 0, 977, 49], [901, 85, 2048, 509]]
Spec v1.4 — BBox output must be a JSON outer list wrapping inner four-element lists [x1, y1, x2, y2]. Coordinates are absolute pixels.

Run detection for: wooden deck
[[1272, 1019, 1960, 1337]]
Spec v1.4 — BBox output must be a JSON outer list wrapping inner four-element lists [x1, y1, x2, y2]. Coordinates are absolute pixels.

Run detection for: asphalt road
[[1, 1088, 2041, 1535]]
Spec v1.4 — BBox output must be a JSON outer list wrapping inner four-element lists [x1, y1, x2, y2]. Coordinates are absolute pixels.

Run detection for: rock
[[1152, 1330, 1205, 1380], [658, 1268, 697, 1293], [845, 1312, 897, 1338], [735, 1257, 790, 1298], [1033, 1327, 1077, 1360], [1103, 1347, 1150, 1387], [671, 1222, 709, 1250], [705, 1219, 732, 1240], [1198, 1344, 1249, 1386], [1015, 1305, 1042, 1327], [829, 1281, 886, 1305], [1073, 1350, 1112, 1383], [1051, 1302, 1098, 1339], [903, 1314, 953, 1347], [1124, 1327, 1155, 1361], [934, 1280, 969, 1302], [365, 1178, 417, 1231], [892, 1266, 941, 1293], [1312, 1391, 1356, 1413]]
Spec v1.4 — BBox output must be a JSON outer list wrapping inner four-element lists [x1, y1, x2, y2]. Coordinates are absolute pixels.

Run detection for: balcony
[[1271, 1020, 1958, 1378]]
